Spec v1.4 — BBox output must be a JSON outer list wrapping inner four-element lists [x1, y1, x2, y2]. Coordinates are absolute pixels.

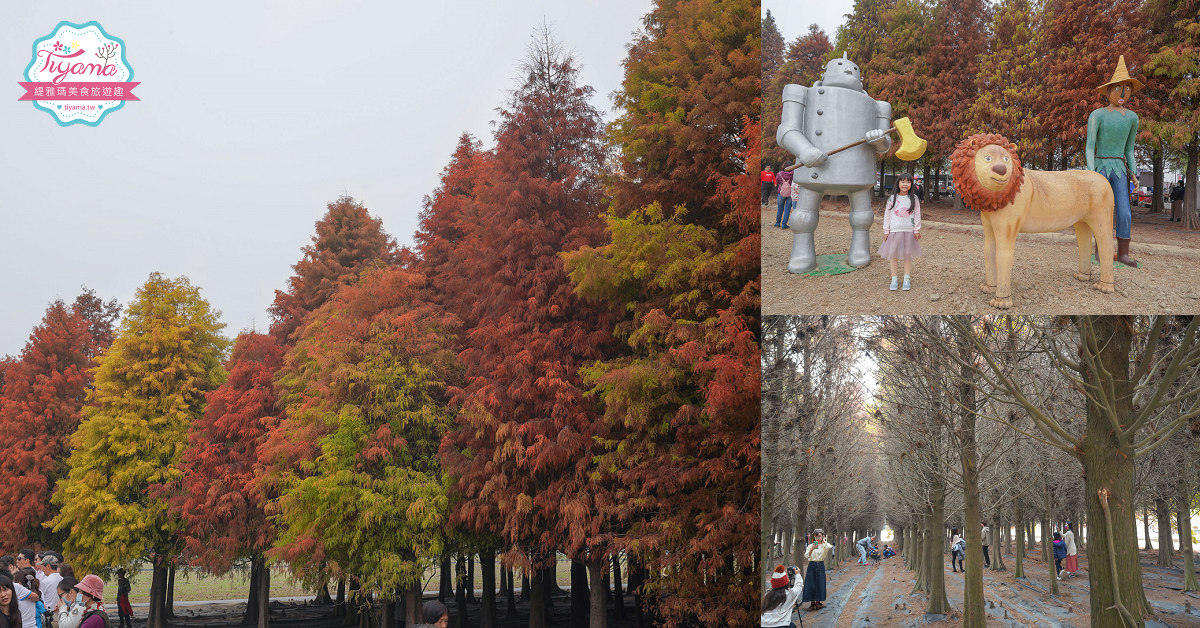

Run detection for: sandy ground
[[787, 548, 1200, 628], [762, 197, 1200, 315]]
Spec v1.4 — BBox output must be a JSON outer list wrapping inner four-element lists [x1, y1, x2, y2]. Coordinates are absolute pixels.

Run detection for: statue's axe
[[785, 116, 927, 171]]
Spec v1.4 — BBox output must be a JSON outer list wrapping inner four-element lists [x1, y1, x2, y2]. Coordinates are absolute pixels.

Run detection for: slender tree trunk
[[246, 557, 262, 626], [480, 550, 498, 628], [147, 559, 168, 628], [761, 471, 776, 588], [456, 554, 469, 628], [1014, 506, 1025, 580], [570, 560, 589, 626], [506, 567, 519, 619], [1081, 316, 1149, 627], [587, 558, 608, 628], [1045, 485, 1059, 595], [1151, 148, 1164, 213], [1157, 498, 1175, 568], [925, 486, 951, 614], [380, 593, 394, 628], [336, 579, 347, 617], [529, 566, 548, 628], [612, 556, 625, 619], [992, 520, 1007, 571], [403, 582, 422, 627], [165, 564, 176, 618], [1180, 493, 1199, 592], [1144, 509, 1154, 551], [1183, 142, 1199, 230], [441, 555, 453, 602], [468, 554, 477, 603], [957, 340, 985, 628], [257, 562, 271, 628]]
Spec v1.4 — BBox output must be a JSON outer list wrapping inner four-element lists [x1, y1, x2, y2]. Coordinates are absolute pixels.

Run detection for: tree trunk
[[257, 562, 271, 628], [479, 550, 498, 628], [570, 560, 589, 626], [440, 554, 453, 602], [166, 564, 176, 618], [468, 554, 477, 603], [611, 556, 624, 619], [925, 486, 951, 614], [456, 554, 469, 628], [1081, 316, 1149, 627], [147, 559, 168, 628], [587, 558, 608, 628], [246, 557, 262, 626], [992, 520, 1007, 572], [380, 593, 395, 628], [1180, 494, 1199, 592], [528, 566, 548, 628], [403, 582, 422, 628], [761, 471, 776, 588], [1157, 497, 1174, 568], [1144, 509, 1154, 551], [1045, 486, 1059, 596], [957, 340, 985, 628], [1184, 142, 1199, 230], [521, 568, 530, 602], [506, 567, 519, 619], [1014, 505, 1025, 580], [336, 578, 346, 617], [1149, 147, 1163, 212]]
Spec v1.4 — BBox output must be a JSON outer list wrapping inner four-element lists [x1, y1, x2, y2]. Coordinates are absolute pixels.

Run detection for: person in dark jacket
[[1052, 531, 1068, 579]]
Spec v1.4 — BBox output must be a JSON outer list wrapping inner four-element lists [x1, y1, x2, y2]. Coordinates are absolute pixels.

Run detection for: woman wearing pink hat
[[70, 577, 108, 628]]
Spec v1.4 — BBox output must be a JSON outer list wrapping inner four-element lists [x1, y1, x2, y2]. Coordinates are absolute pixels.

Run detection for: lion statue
[[950, 133, 1115, 309]]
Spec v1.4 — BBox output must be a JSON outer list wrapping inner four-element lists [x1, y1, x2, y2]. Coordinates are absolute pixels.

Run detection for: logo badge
[[19, 21, 138, 126]]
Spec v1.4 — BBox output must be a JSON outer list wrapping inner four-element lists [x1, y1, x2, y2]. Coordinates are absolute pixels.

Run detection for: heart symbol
[[98, 105, 103, 110], [56, 105, 62, 109]]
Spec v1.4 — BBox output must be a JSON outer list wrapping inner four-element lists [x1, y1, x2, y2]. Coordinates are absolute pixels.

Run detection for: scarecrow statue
[[777, 53, 925, 274], [1086, 55, 1142, 267]]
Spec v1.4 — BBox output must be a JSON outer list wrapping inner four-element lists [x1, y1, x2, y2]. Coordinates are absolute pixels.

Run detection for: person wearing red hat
[[760, 565, 800, 627], [71, 577, 108, 628]]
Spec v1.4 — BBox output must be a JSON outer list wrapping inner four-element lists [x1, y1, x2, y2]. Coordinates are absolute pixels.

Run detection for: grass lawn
[[121, 555, 597, 605]]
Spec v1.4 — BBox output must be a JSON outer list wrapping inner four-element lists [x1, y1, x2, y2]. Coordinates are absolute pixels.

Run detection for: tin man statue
[[777, 53, 892, 273]]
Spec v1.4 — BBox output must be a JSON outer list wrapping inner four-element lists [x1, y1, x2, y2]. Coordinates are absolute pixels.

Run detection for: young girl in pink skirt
[[879, 173, 922, 290]]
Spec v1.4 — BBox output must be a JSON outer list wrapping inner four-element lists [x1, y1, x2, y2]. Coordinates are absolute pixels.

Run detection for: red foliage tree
[[608, 0, 760, 229], [1040, 0, 1148, 167], [435, 26, 618, 628], [268, 196, 399, 341], [0, 290, 118, 548], [176, 332, 283, 626]]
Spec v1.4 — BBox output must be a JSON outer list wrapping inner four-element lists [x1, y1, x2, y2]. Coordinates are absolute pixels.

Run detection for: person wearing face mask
[[51, 577, 81, 628], [69, 577, 107, 628]]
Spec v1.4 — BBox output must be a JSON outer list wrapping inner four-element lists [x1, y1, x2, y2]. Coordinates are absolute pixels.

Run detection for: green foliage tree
[[50, 273, 228, 628], [1144, 0, 1200, 229]]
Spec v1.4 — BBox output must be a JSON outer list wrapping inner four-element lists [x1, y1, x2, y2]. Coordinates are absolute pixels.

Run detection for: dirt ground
[[762, 196, 1200, 315], [788, 548, 1200, 628]]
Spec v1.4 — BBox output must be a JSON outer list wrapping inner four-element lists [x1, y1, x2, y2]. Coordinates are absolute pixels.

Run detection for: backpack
[[34, 600, 45, 628], [80, 609, 111, 628]]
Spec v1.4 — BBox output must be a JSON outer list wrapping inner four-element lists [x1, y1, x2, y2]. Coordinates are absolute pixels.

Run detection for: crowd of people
[[0, 550, 132, 628]]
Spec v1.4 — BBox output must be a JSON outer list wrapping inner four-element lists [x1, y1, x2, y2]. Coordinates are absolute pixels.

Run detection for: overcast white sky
[[0, 1, 651, 356], [762, 0, 855, 45]]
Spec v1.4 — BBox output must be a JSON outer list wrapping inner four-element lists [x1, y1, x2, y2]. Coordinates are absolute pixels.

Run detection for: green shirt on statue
[[1086, 107, 1138, 179]]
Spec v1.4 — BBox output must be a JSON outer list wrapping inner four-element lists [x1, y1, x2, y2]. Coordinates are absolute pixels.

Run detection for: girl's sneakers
[[902, 276, 911, 291], [889, 276, 899, 291]]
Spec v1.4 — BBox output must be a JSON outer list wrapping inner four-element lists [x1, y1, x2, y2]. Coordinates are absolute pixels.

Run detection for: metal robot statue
[[777, 53, 892, 274]]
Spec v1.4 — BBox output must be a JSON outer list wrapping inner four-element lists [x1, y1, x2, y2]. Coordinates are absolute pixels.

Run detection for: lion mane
[[950, 133, 1025, 213]]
